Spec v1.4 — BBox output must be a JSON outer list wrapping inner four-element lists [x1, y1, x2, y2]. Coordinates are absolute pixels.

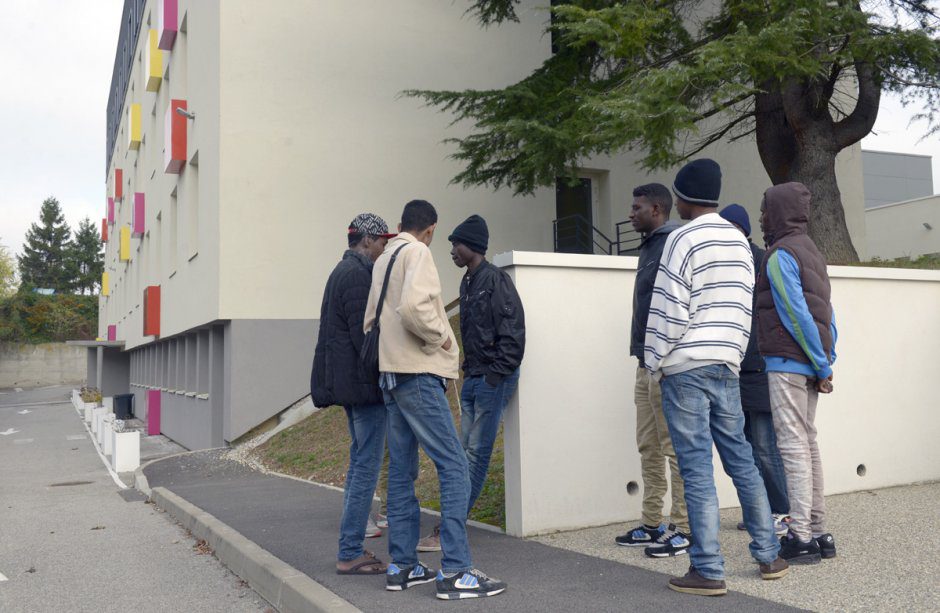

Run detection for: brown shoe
[[668, 566, 727, 596], [416, 524, 441, 552], [759, 556, 789, 580]]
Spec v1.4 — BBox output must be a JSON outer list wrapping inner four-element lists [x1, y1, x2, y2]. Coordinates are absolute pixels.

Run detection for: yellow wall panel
[[102, 271, 110, 296], [128, 103, 142, 150], [120, 226, 131, 261], [145, 29, 163, 92]]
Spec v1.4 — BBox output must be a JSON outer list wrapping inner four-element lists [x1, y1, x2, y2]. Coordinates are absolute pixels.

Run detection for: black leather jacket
[[459, 261, 525, 385]]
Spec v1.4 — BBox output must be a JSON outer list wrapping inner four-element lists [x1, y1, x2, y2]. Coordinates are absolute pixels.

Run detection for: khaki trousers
[[635, 365, 689, 533], [768, 371, 826, 541]]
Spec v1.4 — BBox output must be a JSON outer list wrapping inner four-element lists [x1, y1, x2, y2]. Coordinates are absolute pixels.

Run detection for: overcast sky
[[0, 0, 937, 259]]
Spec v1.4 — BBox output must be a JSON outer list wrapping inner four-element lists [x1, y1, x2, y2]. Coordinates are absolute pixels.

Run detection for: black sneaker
[[386, 562, 436, 591], [644, 524, 691, 558], [778, 532, 821, 564], [816, 533, 837, 559], [436, 568, 507, 600], [615, 522, 665, 547]]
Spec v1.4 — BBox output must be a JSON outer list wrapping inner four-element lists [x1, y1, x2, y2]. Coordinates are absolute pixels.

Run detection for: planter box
[[112, 431, 140, 472], [102, 418, 114, 456], [84, 405, 94, 423], [91, 407, 109, 434]]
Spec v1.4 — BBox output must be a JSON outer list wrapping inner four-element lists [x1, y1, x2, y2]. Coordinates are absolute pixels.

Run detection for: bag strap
[[373, 244, 409, 329]]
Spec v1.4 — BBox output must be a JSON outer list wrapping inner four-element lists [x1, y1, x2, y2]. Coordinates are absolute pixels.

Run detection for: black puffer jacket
[[459, 261, 525, 385], [310, 250, 383, 408], [740, 240, 771, 412], [630, 221, 680, 363]]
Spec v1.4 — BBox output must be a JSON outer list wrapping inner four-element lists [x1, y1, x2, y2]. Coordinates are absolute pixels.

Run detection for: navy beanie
[[719, 203, 751, 237], [673, 159, 722, 206], [448, 214, 489, 255]]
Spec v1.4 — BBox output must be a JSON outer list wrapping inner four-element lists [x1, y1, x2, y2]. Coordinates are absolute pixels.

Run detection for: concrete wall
[[863, 150, 934, 209], [223, 319, 316, 442], [0, 343, 86, 388], [865, 195, 940, 259], [496, 251, 940, 536]]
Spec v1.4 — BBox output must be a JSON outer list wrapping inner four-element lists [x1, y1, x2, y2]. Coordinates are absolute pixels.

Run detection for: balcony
[[133, 193, 145, 235], [165, 99, 187, 173], [145, 29, 163, 92], [128, 103, 142, 150], [143, 285, 161, 337], [157, 0, 178, 50]]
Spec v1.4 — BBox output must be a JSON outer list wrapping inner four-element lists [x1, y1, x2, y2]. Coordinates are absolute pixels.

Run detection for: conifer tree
[[68, 217, 104, 295], [18, 197, 73, 292]]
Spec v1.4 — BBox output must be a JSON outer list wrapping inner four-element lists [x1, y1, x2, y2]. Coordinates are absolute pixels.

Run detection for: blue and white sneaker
[[644, 524, 691, 558], [615, 522, 666, 547], [385, 562, 436, 591], [436, 568, 507, 600]]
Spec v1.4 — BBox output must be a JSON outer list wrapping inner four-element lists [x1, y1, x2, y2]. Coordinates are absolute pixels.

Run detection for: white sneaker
[[365, 517, 382, 538]]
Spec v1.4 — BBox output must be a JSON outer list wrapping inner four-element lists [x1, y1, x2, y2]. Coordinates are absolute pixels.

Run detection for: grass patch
[[250, 312, 507, 529], [849, 254, 940, 269]]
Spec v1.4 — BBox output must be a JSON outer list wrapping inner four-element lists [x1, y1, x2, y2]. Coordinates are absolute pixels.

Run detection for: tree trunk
[[788, 140, 860, 264]]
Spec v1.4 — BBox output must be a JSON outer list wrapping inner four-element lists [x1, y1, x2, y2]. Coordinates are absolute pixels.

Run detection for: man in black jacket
[[615, 183, 690, 558], [719, 204, 791, 537], [311, 213, 396, 575], [413, 215, 525, 552]]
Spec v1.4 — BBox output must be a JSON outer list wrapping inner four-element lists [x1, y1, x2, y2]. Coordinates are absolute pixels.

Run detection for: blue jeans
[[660, 364, 779, 580], [338, 403, 387, 561], [744, 411, 790, 515], [384, 374, 472, 573], [460, 369, 520, 514]]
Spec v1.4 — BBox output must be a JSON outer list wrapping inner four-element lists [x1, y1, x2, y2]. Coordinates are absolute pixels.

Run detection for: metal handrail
[[615, 221, 643, 255], [553, 215, 615, 255]]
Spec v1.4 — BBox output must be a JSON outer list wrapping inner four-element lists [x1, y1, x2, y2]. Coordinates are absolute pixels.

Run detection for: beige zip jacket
[[363, 232, 459, 380]]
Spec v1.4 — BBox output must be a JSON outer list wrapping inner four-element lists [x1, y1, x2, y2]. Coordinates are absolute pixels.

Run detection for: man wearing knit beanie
[[719, 204, 792, 539], [410, 215, 525, 554], [647, 159, 787, 595]]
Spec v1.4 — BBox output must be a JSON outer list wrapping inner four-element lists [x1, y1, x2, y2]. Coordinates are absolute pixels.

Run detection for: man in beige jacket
[[364, 199, 506, 600]]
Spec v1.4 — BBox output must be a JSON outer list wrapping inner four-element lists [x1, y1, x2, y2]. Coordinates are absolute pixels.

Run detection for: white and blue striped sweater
[[643, 213, 754, 379]]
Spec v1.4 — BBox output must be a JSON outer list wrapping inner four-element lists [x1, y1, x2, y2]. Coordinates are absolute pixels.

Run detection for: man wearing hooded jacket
[[757, 183, 838, 565]]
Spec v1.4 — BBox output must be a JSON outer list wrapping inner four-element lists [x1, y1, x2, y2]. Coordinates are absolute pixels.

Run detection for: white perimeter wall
[[496, 251, 940, 537]]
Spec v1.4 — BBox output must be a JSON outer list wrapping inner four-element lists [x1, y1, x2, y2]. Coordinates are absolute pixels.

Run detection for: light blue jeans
[[660, 364, 779, 580], [383, 374, 472, 573], [338, 403, 387, 561], [460, 369, 520, 513]]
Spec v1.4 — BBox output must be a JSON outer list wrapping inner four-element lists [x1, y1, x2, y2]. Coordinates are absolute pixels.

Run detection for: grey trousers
[[768, 372, 826, 541]]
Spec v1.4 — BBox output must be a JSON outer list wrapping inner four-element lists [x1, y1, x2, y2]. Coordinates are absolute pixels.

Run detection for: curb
[[151, 486, 360, 613]]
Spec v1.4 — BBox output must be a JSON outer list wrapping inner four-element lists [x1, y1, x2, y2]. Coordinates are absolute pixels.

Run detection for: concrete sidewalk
[[143, 449, 798, 613]]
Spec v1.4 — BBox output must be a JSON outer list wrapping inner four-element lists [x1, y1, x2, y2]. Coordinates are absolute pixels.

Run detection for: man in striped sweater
[[644, 159, 788, 596]]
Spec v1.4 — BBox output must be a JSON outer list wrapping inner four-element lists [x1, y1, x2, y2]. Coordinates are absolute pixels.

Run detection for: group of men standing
[[310, 156, 839, 600], [620, 159, 838, 595], [311, 201, 524, 600]]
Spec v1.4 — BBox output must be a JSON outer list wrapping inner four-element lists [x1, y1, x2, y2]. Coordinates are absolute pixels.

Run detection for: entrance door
[[555, 178, 593, 253]]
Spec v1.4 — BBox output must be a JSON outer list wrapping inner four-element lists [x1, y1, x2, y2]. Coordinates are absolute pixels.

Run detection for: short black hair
[[400, 199, 438, 233], [348, 233, 364, 248], [632, 183, 673, 217]]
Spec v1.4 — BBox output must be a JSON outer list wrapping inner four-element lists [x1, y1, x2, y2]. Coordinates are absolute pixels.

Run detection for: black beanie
[[448, 215, 489, 255], [673, 159, 722, 207]]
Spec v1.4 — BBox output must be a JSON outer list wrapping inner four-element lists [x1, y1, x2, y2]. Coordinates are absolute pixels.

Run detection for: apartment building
[[98, 0, 867, 450]]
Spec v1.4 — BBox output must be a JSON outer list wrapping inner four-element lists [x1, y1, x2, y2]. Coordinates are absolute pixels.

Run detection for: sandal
[[336, 550, 387, 575]]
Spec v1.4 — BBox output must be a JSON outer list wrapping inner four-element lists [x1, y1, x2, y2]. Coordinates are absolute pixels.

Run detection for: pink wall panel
[[133, 192, 146, 235]]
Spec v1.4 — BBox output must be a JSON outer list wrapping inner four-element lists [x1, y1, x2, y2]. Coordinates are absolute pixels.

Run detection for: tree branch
[[834, 60, 882, 149]]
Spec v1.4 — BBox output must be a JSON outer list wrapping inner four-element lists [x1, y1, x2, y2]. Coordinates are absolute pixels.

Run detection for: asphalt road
[[0, 386, 270, 613], [145, 449, 801, 613]]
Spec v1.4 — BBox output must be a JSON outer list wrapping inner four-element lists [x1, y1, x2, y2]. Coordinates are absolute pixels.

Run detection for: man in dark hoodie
[[757, 183, 838, 565], [311, 213, 396, 575], [720, 204, 791, 537], [614, 183, 690, 559], [415, 215, 526, 553]]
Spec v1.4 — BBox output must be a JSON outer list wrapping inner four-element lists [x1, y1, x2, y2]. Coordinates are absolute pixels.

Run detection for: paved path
[[0, 386, 270, 613], [145, 449, 799, 612]]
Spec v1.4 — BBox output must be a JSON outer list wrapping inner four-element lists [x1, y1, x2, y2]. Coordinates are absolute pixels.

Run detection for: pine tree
[[68, 217, 104, 295], [409, 0, 940, 263], [18, 197, 74, 292]]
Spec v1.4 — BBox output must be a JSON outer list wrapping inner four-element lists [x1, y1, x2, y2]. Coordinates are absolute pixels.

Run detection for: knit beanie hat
[[448, 215, 489, 255], [673, 159, 722, 206], [718, 203, 751, 237]]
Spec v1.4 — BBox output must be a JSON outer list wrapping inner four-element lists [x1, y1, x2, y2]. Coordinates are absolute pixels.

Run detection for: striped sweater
[[643, 213, 754, 379]]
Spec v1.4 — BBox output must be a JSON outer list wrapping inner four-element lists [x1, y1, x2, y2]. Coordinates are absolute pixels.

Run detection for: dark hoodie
[[755, 182, 833, 363]]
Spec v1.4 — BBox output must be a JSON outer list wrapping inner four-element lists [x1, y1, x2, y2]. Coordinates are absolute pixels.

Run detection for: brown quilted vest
[[755, 183, 833, 364]]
